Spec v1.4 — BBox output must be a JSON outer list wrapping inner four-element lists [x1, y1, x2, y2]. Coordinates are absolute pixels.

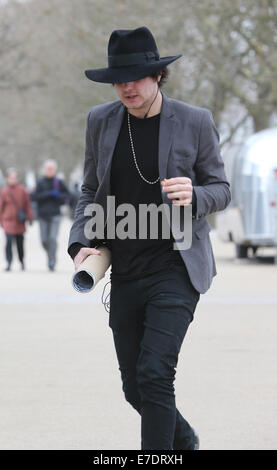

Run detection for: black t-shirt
[[105, 109, 184, 281]]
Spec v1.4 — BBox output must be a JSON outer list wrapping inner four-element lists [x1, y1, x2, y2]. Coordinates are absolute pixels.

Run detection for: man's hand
[[74, 247, 102, 271], [161, 177, 193, 206], [49, 189, 61, 199]]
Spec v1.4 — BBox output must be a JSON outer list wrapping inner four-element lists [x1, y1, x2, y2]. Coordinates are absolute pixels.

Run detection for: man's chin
[[123, 98, 143, 109]]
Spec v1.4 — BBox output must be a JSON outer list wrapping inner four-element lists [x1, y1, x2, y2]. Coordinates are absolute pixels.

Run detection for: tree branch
[[220, 113, 249, 148]]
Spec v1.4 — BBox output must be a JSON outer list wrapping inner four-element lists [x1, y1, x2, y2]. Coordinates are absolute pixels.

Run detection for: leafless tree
[[1, 0, 276, 179]]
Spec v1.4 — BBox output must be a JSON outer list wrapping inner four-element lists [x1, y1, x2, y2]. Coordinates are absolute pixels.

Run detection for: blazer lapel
[[159, 92, 177, 204], [101, 102, 125, 198]]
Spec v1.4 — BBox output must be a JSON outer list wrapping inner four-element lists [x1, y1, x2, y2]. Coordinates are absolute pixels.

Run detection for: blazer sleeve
[[68, 110, 101, 255], [193, 110, 231, 220]]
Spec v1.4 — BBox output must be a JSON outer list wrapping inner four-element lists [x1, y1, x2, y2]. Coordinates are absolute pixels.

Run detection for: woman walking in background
[[0, 168, 33, 271]]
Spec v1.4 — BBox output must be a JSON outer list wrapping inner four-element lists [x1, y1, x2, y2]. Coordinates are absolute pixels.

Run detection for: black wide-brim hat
[[85, 26, 182, 84]]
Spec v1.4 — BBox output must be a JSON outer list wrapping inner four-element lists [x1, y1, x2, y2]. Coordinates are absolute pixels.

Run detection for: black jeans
[[5, 233, 24, 265], [109, 261, 200, 450]]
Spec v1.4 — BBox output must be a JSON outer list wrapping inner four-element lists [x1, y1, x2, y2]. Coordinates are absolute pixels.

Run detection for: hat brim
[[84, 55, 182, 84]]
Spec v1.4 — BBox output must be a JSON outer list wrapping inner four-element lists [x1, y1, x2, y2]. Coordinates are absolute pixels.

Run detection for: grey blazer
[[68, 92, 231, 294]]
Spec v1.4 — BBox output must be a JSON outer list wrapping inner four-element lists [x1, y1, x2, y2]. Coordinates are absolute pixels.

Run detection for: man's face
[[44, 163, 56, 178], [114, 75, 161, 112]]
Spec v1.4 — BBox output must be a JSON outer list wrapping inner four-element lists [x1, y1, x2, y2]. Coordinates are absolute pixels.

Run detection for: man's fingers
[[90, 248, 102, 254], [74, 247, 102, 270], [161, 177, 192, 187], [80, 247, 102, 256], [162, 183, 192, 193], [166, 190, 192, 199]]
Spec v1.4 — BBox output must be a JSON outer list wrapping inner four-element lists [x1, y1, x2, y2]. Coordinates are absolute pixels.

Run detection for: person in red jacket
[[0, 168, 33, 271]]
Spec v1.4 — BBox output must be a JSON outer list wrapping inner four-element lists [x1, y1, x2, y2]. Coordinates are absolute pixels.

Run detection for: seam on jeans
[[143, 321, 175, 337], [139, 343, 177, 367], [146, 300, 195, 322]]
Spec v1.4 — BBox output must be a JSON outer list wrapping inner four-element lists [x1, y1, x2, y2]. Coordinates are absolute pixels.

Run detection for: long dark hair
[[150, 67, 169, 88]]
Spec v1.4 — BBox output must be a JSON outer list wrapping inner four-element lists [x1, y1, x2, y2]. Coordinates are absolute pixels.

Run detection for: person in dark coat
[[31, 159, 70, 271], [0, 168, 33, 271]]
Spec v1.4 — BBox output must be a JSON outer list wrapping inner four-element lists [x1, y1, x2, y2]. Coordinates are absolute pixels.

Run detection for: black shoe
[[4, 264, 11, 272], [191, 428, 200, 450], [174, 427, 200, 451], [21, 262, 25, 271]]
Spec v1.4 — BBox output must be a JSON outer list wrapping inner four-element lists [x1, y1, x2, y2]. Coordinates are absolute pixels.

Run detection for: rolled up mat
[[72, 246, 111, 293]]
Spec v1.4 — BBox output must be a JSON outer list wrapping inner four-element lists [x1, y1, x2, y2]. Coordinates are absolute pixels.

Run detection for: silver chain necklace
[[127, 111, 160, 185]]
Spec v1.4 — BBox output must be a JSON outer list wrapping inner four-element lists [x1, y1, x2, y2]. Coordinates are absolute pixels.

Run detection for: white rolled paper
[[72, 246, 112, 293]]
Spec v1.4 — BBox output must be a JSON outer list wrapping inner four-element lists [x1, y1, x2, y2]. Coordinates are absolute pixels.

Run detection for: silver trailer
[[216, 128, 277, 259]]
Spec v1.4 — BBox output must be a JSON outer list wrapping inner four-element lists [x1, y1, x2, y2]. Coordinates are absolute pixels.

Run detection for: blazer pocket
[[195, 222, 211, 239], [170, 151, 192, 164]]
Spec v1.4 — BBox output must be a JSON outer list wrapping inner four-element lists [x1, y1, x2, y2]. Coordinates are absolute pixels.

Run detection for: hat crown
[[84, 26, 181, 83], [108, 26, 159, 57]]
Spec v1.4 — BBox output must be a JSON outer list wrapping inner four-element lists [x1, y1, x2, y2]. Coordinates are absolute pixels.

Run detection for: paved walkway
[[0, 218, 276, 449]]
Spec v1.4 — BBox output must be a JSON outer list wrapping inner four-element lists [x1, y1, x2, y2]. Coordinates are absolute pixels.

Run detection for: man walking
[[0, 168, 33, 271], [68, 27, 231, 449], [32, 160, 69, 271]]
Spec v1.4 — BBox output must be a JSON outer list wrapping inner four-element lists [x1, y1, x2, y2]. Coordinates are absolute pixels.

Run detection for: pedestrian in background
[[31, 159, 69, 271], [0, 168, 33, 271]]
